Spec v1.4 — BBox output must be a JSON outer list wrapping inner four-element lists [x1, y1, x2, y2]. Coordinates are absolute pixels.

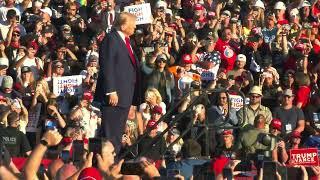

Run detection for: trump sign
[[290, 148, 319, 166]]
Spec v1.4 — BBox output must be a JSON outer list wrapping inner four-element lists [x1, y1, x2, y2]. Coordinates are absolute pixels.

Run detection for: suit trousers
[[101, 106, 130, 153]]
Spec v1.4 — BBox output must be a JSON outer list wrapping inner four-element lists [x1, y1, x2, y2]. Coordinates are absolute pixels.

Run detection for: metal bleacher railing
[[120, 88, 246, 160]]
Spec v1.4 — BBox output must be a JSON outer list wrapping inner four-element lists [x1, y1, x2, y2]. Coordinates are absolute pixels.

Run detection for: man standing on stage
[[94, 12, 140, 153]]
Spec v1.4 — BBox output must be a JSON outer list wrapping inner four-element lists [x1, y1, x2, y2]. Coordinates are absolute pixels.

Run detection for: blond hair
[[36, 79, 50, 95], [114, 12, 136, 29], [21, 70, 35, 85], [145, 88, 162, 104]]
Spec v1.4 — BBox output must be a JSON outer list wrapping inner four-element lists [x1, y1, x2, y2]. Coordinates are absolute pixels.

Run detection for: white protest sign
[[178, 76, 193, 91], [200, 70, 215, 81], [53, 75, 83, 96], [229, 94, 245, 111], [26, 103, 42, 132], [124, 3, 152, 25], [196, 67, 216, 81]]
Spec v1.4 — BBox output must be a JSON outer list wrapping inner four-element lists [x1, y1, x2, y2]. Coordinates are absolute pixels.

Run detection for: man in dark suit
[[94, 12, 140, 153], [98, 0, 117, 33]]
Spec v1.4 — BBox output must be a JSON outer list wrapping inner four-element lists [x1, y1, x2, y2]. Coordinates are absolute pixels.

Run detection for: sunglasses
[[157, 8, 164, 12], [156, 59, 166, 63], [56, 65, 64, 68], [88, 63, 97, 67], [13, 33, 20, 37], [250, 95, 261, 98]]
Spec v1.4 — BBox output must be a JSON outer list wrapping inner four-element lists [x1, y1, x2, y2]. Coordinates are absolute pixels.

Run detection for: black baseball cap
[[21, 66, 31, 73]]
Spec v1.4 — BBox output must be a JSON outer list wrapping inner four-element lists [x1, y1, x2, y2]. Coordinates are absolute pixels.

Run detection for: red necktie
[[109, 13, 113, 25], [125, 37, 137, 66]]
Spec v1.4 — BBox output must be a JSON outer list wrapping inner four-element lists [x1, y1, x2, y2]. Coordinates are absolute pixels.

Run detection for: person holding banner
[[94, 12, 141, 153]]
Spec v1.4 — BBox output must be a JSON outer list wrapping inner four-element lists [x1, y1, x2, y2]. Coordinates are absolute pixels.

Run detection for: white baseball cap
[[290, 8, 300, 17], [274, 1, 286, 10], [283, 89, 294, 97], [165, 9, 172, 16], [40, 7, 52, 17], [155, 1, 167, 9], [236, 54, 246, 62], [33, 0, 42, 7], [0, 57, 9, 68], [253, 0, 265, 9], [300, 0, 311, 8], [222, 10, 231, 17]]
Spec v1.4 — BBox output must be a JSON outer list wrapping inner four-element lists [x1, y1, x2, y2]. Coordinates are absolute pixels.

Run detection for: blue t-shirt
[[262, 27, 278, 44]]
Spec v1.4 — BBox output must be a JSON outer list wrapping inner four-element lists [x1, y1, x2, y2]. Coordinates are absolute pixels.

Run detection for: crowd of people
[[0, 0, 320, 179]]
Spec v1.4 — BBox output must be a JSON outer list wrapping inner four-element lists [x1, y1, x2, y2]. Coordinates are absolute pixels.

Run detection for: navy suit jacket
[[95, 29, 140, 108]]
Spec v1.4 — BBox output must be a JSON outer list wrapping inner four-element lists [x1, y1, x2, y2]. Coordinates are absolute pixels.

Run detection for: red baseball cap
[[312, 22, 318, 28], [82, 91, 93, 101], [222, 130, 233, 136], [294, 43, 305, 51], [27, 41, 39, 51], [291, 130, 301, 138], [168, 23, 178, 30], [207, 11, 216, 19], [194, 4, 204, 11], [182, 54, 193, 64], [0, 95, 6, 101], [270, 118, 282, 131], [78, 167, 102, 180], [152, 105, 163, 115], [13, 27, 20, 33], [146, 120, 157, 129]]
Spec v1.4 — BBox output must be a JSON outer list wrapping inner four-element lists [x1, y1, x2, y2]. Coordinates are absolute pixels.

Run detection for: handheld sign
[[26, 103, 42, 132], [124, 3, 152, 25], [53, 75, 83, 96], [229, 94, 244, 111], [289, 148, 319, 166]]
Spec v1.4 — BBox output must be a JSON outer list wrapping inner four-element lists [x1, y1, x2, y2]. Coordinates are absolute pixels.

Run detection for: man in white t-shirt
[[0, 9, 26, 41], [0, 0, 20, 24], [69, 91, 101, 138], [15, 41, 43, 80]]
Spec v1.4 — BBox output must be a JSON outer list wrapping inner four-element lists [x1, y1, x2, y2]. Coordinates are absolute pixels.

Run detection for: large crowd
[[0, 0, 320, 179]]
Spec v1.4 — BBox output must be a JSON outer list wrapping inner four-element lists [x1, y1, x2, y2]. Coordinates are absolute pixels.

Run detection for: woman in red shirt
[[294, 72, 311, 109]]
